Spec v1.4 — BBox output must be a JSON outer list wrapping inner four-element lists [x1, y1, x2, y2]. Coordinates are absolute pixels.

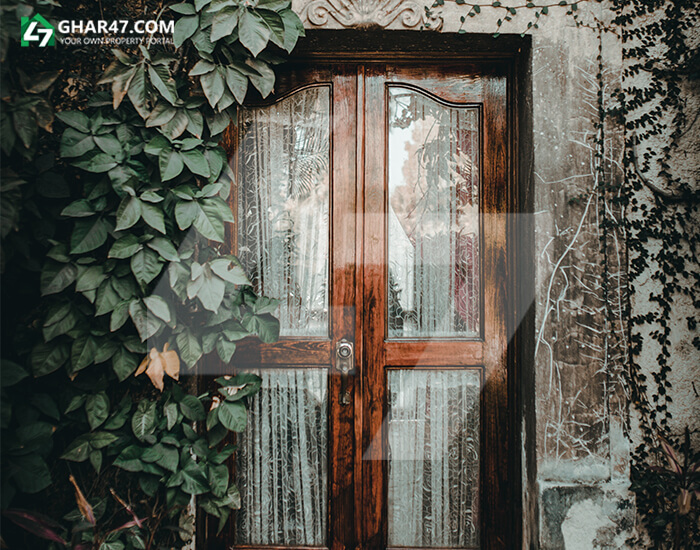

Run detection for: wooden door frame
[[203, 31, 532, 550]]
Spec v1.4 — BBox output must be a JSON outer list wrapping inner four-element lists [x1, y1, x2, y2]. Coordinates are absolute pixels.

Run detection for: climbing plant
[[1, 0, 698, 547], [1, 0, 304, 547], [442, 0, 700, 545]]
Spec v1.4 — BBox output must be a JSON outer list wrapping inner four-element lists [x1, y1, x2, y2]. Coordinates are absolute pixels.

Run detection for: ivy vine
[[1, 0, 304, 548]]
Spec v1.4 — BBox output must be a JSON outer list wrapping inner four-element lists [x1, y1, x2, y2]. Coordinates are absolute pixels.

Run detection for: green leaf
[[218, 400, 247, 432], [159, 149, 184, 181], [210, 258, 249, 285], [61, 435, 92, 462], [143, 295, 172, 323], [251, 295, 279, 314], [129, 300, 162, 341], [189, 60, 216, 77], [279, 8, 304, 52], [146, 102, 177, 128], [109, 234, 142, 259], [181, 148, 211, 177], [96, 280, 122, 316], [41, 262, 78, 296], [175, 200, 198, 230], [176, 329, 203, 368], [114, 445, 144, 472], [43, 303, 78, 341], [246, 58, 275, 98], [147, 237, 179, 261], [1, 360, 29, 387], [159, 111, 188, 142], [130, 248, 163, 286], [141, 203, 166, 234], [208, 463, 229, 497], [70, 217, 109, 254], [70, 335, 98, 374], [247, 313, 279, 343], [223, 67, 247, 105], [115, 196, 142, 231], [61, 198, 95, 218], [12, 455, 52, 493], [156, 445, 179, 472], [194, 199, 229, 242], [90, 431, 119, 449], [257, 8, 285, 49], [65, 395, 87, 414], [185, 109, 205, 138], [181, 464, 209, 495], [94, 339, 119, 364], [132, 400, 157, 440], [148, 64, 178, 105], [61, 128, 95, 157], [94, 134, 122, 157], [57, 111, 90, 133], [179, 395, 206, 421], [145, 135, 170, 156], [195, 269, 226, 312], [216, 338, 236, 363], [174, 15, 199, 48], [127, 65, 150, 119], [75, 266, 106, 292], [165, 401, 179, 430], [89, 450, 102, 473], [239, 9, 271, 57], [211, 7, 240, 42], [112, 346, 138, 381], [72, 151, 118, 173], [86, 392, 110, 430], [200, 68, 226, 108]]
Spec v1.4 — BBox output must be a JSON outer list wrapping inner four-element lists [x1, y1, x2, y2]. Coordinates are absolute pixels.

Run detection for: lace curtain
[[387, 87, 480, 338], [236, 369, 328, 546], [387, 369, 481, 548], [237, 86, 331, 337]]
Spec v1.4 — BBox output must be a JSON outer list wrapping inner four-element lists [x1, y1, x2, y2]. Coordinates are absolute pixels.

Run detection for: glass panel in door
[[387, 87, 480, 339], [237, 86, 331, 337]]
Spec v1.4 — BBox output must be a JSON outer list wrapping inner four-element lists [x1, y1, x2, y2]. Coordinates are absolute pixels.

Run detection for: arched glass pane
[[237, 86, 330, 337], [387, 87, 480, 338]]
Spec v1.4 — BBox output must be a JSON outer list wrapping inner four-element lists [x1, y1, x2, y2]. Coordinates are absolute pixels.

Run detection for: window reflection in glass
[[387, 87, 480, 338]]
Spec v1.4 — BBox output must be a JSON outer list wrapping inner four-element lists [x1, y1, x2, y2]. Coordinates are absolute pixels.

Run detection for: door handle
[[336, 339, 354, 405]]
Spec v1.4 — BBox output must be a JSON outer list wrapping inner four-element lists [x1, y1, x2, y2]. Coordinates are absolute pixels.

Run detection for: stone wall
[[291, 2, 699, 547]]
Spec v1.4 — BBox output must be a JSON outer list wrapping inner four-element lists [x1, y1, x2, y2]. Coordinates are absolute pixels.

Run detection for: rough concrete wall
[[292, 1, 698, 547]]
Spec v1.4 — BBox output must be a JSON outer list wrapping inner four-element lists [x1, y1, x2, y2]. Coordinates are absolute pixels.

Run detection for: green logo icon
[[21, 14, 55, 47]]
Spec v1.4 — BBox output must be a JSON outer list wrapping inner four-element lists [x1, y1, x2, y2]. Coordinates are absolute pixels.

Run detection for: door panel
[[362, 64, 510, 550], [218, 64, 359, 550], [220, 61, 513, 550]]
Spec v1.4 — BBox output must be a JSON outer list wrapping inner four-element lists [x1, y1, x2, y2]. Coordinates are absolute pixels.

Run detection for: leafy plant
[[1, 0, 304, 547], [631, 429, 700, 549]]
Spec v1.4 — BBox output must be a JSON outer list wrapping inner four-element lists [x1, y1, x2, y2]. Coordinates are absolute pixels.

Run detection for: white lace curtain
[[387, 87, 480, 338], [237, 87, 331, 337], [236, 369, 328, 546], [387, 369, 481, 548]]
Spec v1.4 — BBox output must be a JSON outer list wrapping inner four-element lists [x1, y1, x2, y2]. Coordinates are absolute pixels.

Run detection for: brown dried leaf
[[145, 347, 165, 391], [69, 475, 95, 525], [162, 349, 180, 381]]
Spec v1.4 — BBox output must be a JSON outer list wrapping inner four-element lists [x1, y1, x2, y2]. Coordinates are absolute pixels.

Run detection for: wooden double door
[[218, 61, 516, 550]]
